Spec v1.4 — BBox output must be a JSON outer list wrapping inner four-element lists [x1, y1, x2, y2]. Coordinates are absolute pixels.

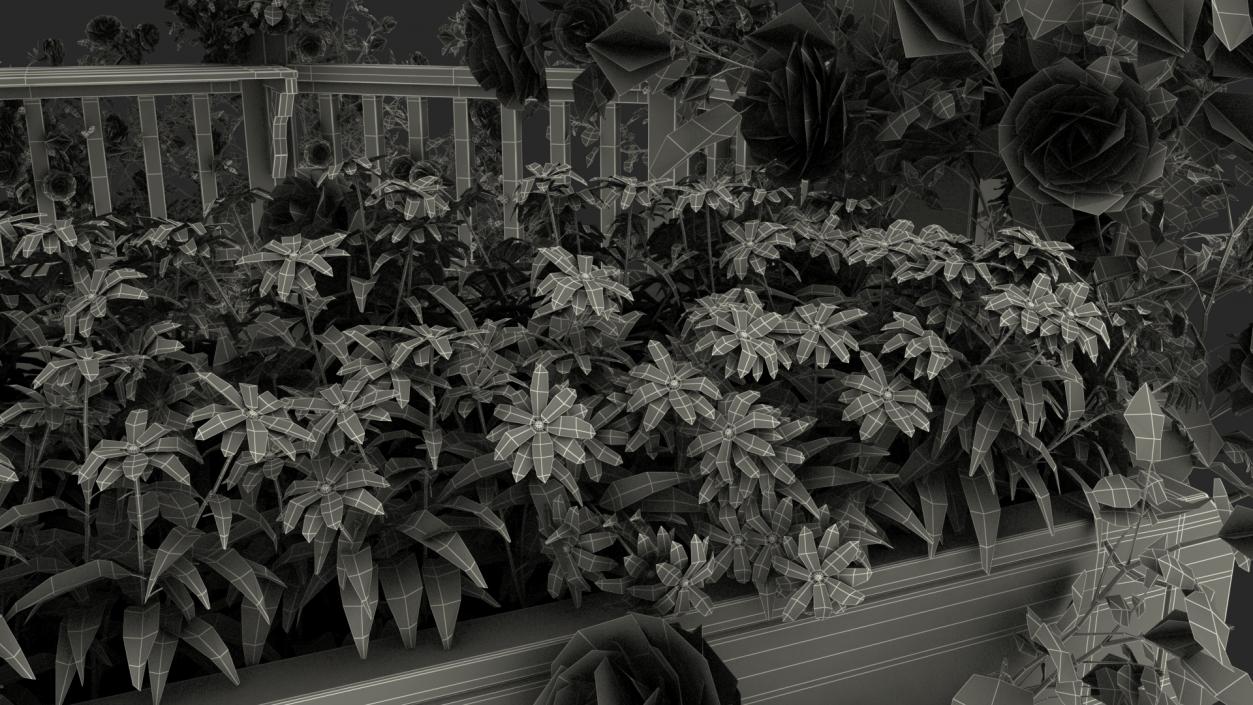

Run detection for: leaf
[[397, 511, 486, 589], [54, 625, 74, 705], [951, 674, 1032, 705], [147, 631, 178, 705], [0, 615, 33, 680], [969, 404, 1006, 478], [123, 602, 161, 690], [649, 103, 741, 180], [180, 618, 239, 686], [197, 548, 267, 618], [146, 527, 202, 602], [599, 471, 686, 511], [1091, 474, 1143, 509], [64, 604, 104, 683], [1124, 383, 1166, 463], [240, 582, 282, 666], [421, 558, 462, 650], [8, 560, 134, 618], [1019, 0, 1082, 39], [1212, 0, 1253, 50], [0, 498, 78, 531], [1169, 649, 1253, 705], [960, 474, 1001, 575], [206, 494, 232, 550], [1184, 589, 1231, 666], [379, 554, 424, 649], [338, 550, 378, 659], [869, 485, 932, 547]]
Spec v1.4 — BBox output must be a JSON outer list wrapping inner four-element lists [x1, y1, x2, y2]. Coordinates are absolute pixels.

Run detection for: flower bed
[[0, 2, 1252, 705]]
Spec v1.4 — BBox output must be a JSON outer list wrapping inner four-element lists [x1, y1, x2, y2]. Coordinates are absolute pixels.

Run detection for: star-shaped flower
[[839, 353, 932, 439], [772, 523, 870, 621], [487, 364, 595, 493]]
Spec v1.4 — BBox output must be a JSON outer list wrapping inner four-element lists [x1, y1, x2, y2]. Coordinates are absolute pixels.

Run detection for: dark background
[[1, 0, 1250, 679]]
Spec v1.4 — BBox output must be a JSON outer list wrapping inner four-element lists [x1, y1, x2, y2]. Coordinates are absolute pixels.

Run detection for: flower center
[[125, 443, 140, 455], [317, 482, 333, 496], [562, 544, 573, 554], [811, 571, 827, 584], [286, 250, 300, 261], [810, 323, 823, 332], [722, 426, 736, 439], [765, 534, 778, 545], [881, 389, 894, 402], [1063, 309, 1075, 319], [245, 408, 261, 420], [532, 418, 547, 433], [732, 536, 745, 546], [335, 403, 351, 414], [667, 377, 682, 390], [680, 577, 692, 589], [737, 330, 751, 341], [580, 272, 593, 282]]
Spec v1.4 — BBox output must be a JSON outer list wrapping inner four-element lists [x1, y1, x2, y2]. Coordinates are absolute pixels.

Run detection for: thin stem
[[81, 387, 91, 562], [301, 290, 329, 384], [705, 209, 716, 292], [193, 454, 237, 527], [133, 478, 144, 574], [392, 244, 414, 326]]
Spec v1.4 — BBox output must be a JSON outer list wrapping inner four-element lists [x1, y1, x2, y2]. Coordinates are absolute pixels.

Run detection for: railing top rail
[[292, 63, 736, 104], [0, 64, 297, 100]]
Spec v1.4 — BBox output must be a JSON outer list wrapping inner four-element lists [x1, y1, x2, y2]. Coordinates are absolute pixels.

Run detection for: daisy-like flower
[[778, 302, 866, 368], [720, 220, 796, 280], [701, 503, 758, 584], [626, 340, 721, 431], [540, 498, 617, 608], [287, 378, 398, 456], [691, 302, 789, 380], [687, 391, 782, 489], [978, 226, 1076, 281], [533, 247, 632, 317], [1048, 282, 1110, 361], [61, 263, 148, 342], [839, 352, 932, 440], [78, 409, 199, 490], [773, 523, 870, 621], [280, 454, 388, 541], [984, 273, 1062, 335], [189, 373, 315, 463], [880, 312, 955, 380], [653, 534, 716, 617], [487, 364, 595, 492], [743, 495, 798, 591], [236, 233, 348, 301], [794, 208, 851, 271], [597, 522, 675, 599]]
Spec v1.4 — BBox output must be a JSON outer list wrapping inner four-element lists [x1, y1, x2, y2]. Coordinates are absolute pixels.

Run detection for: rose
[[40, 170, 76, 203], [259, 174, 351, 241], [532, 613, 741, 705], [86, 15, 123, 44], [998, 58, 1167, 216], [734, 38, 854, 182], [545, 0, 619, 65], [303, 139, 334, 169], [137, 23, 161, 51], [104, 114, 129, 145], [464, 0, 548, 108], [0, 152, 24, 189], [294, 30, 327, 62]]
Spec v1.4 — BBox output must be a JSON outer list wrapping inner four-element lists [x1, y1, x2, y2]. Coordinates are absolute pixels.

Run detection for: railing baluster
[[361, 95, 383, 185], [500, 106, 521, 241], [734, 131, 748, 176], [704, 141, 718, 180], [598, 102, 617, 232], [80, 98, 112, 216], [22, 99, 55, 224], [452, 98, 473, 245], [405, 97, 427, 160], [549, 101, 568, 168], [241, 81, 276, 234], [137, 96, 167, 219], [191, 94, 219, 217], [317, 94, 341, 165]]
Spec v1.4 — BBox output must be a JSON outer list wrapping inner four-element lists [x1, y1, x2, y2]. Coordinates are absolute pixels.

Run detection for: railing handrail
[[292, 63, 736, 104], [0, 64, 298, 100]]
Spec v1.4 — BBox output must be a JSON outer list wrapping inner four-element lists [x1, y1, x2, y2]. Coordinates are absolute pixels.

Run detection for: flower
[[778, 302, 866, 368], [533, 612, 741, 705], [294, 29, 328, 61], [103, 113, 129, 145], [39, 170, 77, 203], [464, 0, 548, 108], [545, 0, 619, 65], [487, 363, 595, 491], [839, 352, 932, 439], [303, 139, 333, 168], [259, 174, 352, 240], [136, 22, 161, 51], [772, 524, 870, 621], [280, 454, 388, 541], [0, 152, 24, 188], [998, 58, 1167, 216], [626, 340, 721, 432], [86, 14, 123, 44], [734, 38, 853, 182]]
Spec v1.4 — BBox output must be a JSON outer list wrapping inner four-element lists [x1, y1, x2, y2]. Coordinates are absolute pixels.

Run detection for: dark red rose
[[734, 38, 854, 182], [137, 23, 161, 51], [40, 170, 76, 203], [464, 0, 548, 108], [303, 139, 334, 169], [546, 0, 619, 65], [86, 15, 123, 44], [999, 58, 1167, 216]]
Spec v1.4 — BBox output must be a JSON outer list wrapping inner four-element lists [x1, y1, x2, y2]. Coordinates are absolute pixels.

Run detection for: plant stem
[[193, 453, 236, 527], [392, 244, 413, 326], [705, 209, 716, 292], [300, 290, 329, 384], [81, 387, 91, 562], [134, 478, 144, 574]]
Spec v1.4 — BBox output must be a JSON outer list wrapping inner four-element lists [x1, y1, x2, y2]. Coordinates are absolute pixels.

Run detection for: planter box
[[82, 495, 1234, 705]]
